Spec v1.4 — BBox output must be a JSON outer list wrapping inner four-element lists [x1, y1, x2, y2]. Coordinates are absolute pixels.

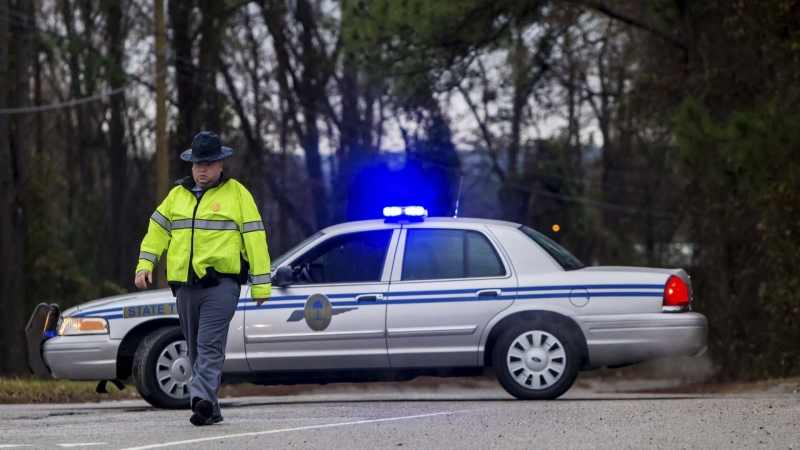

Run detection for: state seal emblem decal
[[304, 294, 332, 331], [211, 202, 221, 212]]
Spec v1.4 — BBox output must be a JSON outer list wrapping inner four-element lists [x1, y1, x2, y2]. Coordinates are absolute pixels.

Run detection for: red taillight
[[663, 275, 689, 309]]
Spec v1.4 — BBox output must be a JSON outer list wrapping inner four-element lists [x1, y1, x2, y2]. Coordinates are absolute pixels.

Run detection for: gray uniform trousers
[[176, 277, 240, 417]]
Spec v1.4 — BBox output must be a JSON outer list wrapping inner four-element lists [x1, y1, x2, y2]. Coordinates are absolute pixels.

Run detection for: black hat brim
[[180, 146, 234, 162]]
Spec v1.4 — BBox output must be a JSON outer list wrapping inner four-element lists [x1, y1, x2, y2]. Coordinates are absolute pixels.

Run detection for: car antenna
[[453, 175, 464, 218]]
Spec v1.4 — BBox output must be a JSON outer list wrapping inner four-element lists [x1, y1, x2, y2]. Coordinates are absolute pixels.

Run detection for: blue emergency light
[[383, 206, 427, 222]]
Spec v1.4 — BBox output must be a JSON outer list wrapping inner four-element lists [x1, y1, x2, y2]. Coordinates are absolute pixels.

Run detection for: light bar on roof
[[402, 206, 427, 216], [383, 206, 404, 217], [382, 206, 428, 220]]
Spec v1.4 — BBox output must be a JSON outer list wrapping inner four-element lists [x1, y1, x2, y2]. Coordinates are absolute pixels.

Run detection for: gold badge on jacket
[[211, 202, 221, 212]]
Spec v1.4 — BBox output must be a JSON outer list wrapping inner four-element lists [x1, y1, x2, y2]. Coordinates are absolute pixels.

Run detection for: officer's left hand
[[254, 298, 269, 307]]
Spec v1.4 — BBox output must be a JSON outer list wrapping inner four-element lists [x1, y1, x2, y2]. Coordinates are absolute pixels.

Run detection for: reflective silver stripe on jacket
[[151, 211, 171, 232], [172, 219, 193, 230], [171, 219, 239, 231], [194, 220, 239, 231], [243, 221, 265, 233], [139, 251, 157, 264], [251, 273, 271, 285]]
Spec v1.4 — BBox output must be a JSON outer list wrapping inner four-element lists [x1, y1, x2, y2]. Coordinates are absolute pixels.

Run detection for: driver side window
[[291, 230, 393, 284]]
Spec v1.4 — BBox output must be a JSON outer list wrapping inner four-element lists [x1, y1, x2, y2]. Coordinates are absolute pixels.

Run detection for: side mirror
[[273, 266, 293, 287]]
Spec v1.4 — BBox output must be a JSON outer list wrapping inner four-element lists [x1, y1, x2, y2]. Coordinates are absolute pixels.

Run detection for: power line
[[0, 83, 130, 114], [0, 5, 160, 115]]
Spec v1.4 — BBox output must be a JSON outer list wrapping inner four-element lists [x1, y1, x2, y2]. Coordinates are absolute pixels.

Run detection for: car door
[[386, 224, 517, 367], [244, 228, 399, 371]]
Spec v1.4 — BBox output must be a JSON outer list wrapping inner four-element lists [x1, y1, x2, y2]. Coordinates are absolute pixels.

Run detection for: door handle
[[356, 293, 384, 302], [476, 289, 501, 298]]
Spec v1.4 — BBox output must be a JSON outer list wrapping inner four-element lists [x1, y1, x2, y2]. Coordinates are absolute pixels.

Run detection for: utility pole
[[155, 0, 168, 288]]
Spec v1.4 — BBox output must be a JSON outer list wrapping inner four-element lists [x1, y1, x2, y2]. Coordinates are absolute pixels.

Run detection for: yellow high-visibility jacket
[[136, 174, 271, 298]]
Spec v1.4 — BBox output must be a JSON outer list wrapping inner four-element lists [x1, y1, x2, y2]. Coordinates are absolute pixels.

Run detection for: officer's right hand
[[135, 270, 153, 290]]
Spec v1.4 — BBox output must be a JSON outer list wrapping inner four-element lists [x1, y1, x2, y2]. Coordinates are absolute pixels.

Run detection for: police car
[[25, 207, 708, 409]]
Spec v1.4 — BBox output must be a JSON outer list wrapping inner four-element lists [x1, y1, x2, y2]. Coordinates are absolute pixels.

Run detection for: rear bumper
[[574, 312, 708, 367], [43, 335, 120, 380]]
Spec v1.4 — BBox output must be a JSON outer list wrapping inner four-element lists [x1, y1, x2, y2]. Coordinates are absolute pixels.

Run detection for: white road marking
[[57, 445, 107, 448], [118, 410, 468, 450]]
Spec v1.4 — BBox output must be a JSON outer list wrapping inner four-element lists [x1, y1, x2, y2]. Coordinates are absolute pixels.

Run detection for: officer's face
[[192, 161, 223, 189]]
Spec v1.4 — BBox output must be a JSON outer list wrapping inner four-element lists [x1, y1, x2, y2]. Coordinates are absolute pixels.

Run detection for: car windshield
[[270, 231, 325, 271], [518, 226, 585, 271]]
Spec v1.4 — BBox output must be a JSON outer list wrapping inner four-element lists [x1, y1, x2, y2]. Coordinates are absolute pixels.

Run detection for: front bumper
[[24, 303, 60, 375], [43, 335, 120, 380], [26, 302, 121, 380], [575, 312, 708, 367]]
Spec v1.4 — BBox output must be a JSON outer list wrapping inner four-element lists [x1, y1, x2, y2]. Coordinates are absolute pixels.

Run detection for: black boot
[[190, 399, 213, 426]]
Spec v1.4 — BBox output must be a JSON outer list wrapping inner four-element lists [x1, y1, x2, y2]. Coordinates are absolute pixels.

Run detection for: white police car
[[25, 207, 708, 408]]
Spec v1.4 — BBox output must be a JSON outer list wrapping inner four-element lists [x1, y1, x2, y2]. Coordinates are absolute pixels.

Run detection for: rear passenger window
[[466, 231, 505, 278], [402, 229, 505, 281]]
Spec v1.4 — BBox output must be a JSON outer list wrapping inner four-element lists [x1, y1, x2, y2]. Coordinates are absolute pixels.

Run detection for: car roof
[[319, 217, 523, 234]]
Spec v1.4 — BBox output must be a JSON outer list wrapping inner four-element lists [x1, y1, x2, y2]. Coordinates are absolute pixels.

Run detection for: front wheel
[[493, 320, 580, 400], [132, 326, 191, 409]]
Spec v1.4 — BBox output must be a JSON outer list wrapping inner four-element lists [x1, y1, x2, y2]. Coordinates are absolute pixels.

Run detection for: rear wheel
[[132, 326, 191, 409], [493, 319, 580, 400]]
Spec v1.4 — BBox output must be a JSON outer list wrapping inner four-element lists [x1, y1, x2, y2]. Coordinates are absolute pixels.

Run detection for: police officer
[[134, 131, 271, 426]]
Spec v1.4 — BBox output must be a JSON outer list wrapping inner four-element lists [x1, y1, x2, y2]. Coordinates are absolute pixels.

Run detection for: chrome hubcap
[[156, 340, 191, 400], [506, 331, 566, 390]]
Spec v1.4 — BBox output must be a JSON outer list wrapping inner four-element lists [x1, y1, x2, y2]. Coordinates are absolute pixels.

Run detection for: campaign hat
[[180, 131, 233, 162]]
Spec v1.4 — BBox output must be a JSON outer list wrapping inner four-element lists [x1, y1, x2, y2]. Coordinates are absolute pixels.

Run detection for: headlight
[[57, 317, 109, 336]]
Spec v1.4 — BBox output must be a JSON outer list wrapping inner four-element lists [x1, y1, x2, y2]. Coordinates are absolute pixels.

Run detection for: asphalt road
[[0, 381, 798, 449]]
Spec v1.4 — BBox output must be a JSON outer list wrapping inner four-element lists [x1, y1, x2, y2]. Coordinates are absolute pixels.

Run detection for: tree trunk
[[105, 0, 129, 283], [33, 8, 43, 157], [0, 0, 29, 374], [501, 31, 531, 223], [60, 0, 92, 191], [296, 0, 328, 229], [15, 0, 33, 334], [14, 0, 31, 193], [197, 0, 224, 132], [168, 0, 198, 181], [335, 46, 361, 223]]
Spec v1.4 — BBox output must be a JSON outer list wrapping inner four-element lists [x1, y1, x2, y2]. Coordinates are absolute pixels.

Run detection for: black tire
[[492, 318, 581, 400], [132, 326, 191, 409]]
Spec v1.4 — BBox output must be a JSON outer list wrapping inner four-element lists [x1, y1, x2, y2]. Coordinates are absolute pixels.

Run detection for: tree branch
[[220, 57, 315, 236], [456, 83, 505, 182], [565, 0, 687, 54]]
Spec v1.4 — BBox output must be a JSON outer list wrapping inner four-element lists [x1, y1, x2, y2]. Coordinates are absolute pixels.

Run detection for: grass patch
[[0, 377, 140, 404]]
